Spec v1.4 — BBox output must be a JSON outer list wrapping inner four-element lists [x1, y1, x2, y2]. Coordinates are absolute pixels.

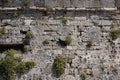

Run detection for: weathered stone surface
[[1, 0, 116, 8], [0, 1, 120, 79]]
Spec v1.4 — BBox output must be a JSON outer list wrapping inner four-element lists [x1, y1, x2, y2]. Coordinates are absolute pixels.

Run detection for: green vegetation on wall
[[0, 49, 35, 80], [16, 61, 35, 74], [43, 39, 49, 44], [110, 29, 120, 40], [62, 17, 68, 24], [3, 49, 16, 56], [53, 55, 66, 77], [80, 73, 86, 80], [25, 31, 34, 39], [65, 35, 72, 45], [13, 12, 19, 18], [0, 27, 6, 35], [0, 54, 16, 80]]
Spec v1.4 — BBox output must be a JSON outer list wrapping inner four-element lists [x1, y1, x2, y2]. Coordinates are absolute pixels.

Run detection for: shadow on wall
[[0, 44, 24, 53], [57, 39, 67, 47]]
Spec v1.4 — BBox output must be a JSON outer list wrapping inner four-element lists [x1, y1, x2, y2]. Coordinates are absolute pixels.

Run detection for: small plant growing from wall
[[21, 20, 25, 25], [110, 29, 120, 40], [3, 49, 16, 55], [111, 23, 116, 29], [53, 55, 66, 77], [16, 61, 35, 74], [0, 27, 6, 35], [96, 5, 101, 10], [13, 12, 19, 18], [80, 73, 86, 80], [43, 39, 49, 44], [24, 46, 32, 52], [89, 70, 94, 77], [25, 31, 34, 39], [65, 35, 72, 45], [62, 17, 68, 24]]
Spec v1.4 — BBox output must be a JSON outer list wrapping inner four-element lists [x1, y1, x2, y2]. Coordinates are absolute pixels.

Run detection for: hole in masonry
[[57, 39, 67, 47], [0, 44, 24, 53], [20, 30, 27, 34]]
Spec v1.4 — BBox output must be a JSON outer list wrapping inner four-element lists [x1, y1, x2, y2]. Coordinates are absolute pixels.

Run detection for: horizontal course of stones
[[0, 0, 117, 8]]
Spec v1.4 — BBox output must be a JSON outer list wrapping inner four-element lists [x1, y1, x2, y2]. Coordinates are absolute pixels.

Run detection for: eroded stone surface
[[0, 0, 120, 80]]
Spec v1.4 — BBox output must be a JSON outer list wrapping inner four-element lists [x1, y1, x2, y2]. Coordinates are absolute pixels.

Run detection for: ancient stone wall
[[1, 0, 116, 8], [5, 11, 119, 80], [115, 0, 120, 9], [0, 0, 119, 80]]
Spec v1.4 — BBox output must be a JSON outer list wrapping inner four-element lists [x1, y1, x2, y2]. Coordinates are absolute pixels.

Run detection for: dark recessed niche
[[20, 30, 27, 34], [0, 44, 24, 53], [57, 39, 67, 47], [44, 30, 54, 32]]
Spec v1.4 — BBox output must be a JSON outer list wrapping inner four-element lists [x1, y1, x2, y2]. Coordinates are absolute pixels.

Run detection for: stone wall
[[1, 0, 116, 8], [115, 0, 120, 9], [7, 12, 119, 80], [0, 1, 119, 80]]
